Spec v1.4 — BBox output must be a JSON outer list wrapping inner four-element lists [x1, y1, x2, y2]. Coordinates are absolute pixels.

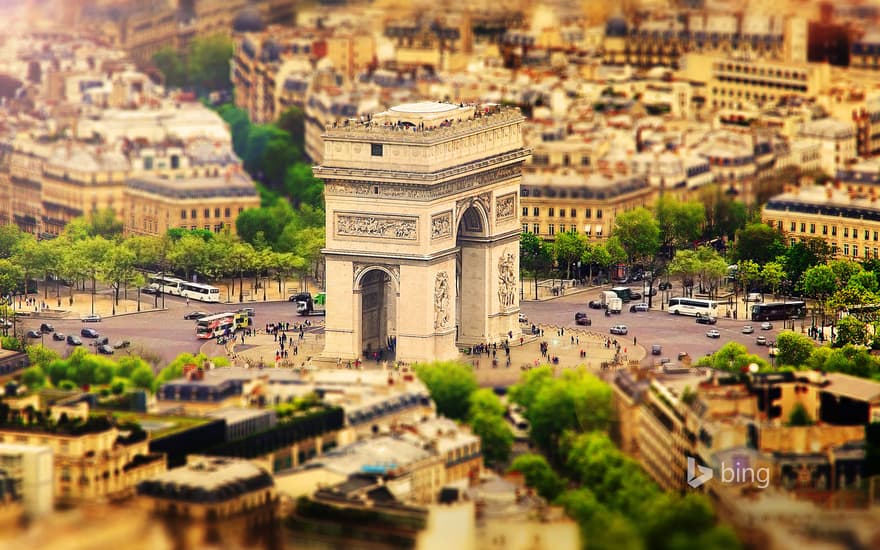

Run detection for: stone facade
[[316, 103, 529, 362]]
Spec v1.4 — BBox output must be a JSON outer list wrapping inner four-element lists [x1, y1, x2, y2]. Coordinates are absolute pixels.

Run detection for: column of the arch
[[396, 261, 458, 363], [320, 258, 358, 360], [456, 239, 489, 346], [487, 232, 522, 343]]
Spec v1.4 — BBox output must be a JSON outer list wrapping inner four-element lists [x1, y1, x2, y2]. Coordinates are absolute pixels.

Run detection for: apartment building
[[681, 53, 832, 111], [0, 419, 165, 502], [762, 183, 880, 259], [123, 171, 259, 237], [821, 90, 880, 158], [798, 117, 857, 175], [0, 444, 53, 519], [384, 15, 473, 72], [519, 169, 654, 241]]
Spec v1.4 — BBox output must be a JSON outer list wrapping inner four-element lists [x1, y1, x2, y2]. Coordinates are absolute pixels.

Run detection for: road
[[520, 288, 787, 366], [19, 294, 316, 366]]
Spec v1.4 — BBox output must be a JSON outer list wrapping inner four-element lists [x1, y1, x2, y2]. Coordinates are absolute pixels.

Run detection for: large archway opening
[[358, 268, 398, 361], [456, 204, 488, 346]]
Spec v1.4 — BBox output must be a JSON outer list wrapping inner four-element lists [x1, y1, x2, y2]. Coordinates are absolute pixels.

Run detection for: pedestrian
[[294, 345, 298, 356], [634, 336, 637, 345], [186, 297, 190, 306]]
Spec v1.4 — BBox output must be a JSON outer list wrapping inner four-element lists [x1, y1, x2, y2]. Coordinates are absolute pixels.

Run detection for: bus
[[750, 301, 807, 321], [149, 275, 185, 296], [180, 281, 221, 303], [611, 286, 632, 303], [668, 297, 719, 318], [195, 312, 249, 339]]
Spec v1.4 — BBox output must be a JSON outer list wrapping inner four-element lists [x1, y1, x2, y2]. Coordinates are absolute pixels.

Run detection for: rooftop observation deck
[[322, 102, 524, 145]]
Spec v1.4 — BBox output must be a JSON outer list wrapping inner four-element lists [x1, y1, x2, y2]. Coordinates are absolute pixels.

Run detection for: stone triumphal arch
[[314, 102, 529, 363]]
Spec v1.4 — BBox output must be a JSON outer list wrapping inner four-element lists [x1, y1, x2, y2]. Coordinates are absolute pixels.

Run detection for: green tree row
[[152, 34, 233, 92]]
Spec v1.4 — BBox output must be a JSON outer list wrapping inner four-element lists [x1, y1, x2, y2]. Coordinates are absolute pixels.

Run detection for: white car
[[81, 314, 102, 323], [760, 322, 773, 330], [610, 325, 628, 335], [741, 325, 754, 334], [706, 329, 721, 338]]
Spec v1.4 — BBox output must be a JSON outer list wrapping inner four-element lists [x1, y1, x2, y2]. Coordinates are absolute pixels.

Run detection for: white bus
[[149, 275, 185, 296], [668, 297, 719, 318], [180, 281, 221, 303]]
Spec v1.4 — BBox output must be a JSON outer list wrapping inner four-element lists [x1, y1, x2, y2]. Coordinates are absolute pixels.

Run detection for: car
[[81, 314, 102, 323], [52, 332, 65, 341], [142, 286, 158, 295], [741, 325, 755, 334], [629, 303, 649, 312], [576, 316, 592, 326], [80, 328, 99, 338], [651, 344, 662, 355], [756, 335, 767, 345], [746, 293, 763, 302], [113, 340, 131, 349], [518, 313, 528, 323], [39, 323, 54, 333], [66, 335, 82, 346], [238, 307, 256, 317], [91, 336, 109, 346], [658, 282, 673, 291], [574, 311, 588, 320], [760, 322, 773, 330], [588, 300, 604, 309], [706, 329, 721, 338], [678, 352, 690, 361], [696, 315, 717, 325], [96, 344, 114, 355], [610, 324, 628, 335], [26, 330, 41, 338], [630, 292, 643, 301], [184, 311, 210, 320]]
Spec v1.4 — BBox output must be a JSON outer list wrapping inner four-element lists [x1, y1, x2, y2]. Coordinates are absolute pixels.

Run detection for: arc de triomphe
[[313, 102, 529, 363]]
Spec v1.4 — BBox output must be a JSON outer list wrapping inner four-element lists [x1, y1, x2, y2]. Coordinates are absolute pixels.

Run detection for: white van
[[746, 293, 762, 302]]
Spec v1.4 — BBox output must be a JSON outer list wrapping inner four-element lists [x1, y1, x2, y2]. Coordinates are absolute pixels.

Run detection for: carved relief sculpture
[[497, 251, 517, 310], [336, 214, 417, 240], [431, 211, 453, 240], [434, 271, 450, 329], [496, 193, 516, 220]]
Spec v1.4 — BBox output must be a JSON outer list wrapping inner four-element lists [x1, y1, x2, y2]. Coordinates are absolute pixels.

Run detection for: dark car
[[630, 292, 642, 301], [142, 286, 158, 295], [66, 335, 82, 346], [651, 344, 662, 355], [576, 316, 591, 326], [113, 340, 131, 349], [588, 300, 604, 309], [91, 336, 109, 346], [184, 311, 210, 320], [658, 282, 672, 291], [574, 311, 588, 321], [39, 323, 54, 333], [26, 330, 41, 338], [80, 328, 99, 338], [696, 315, 717, 325], [97, 344, 114, 355], [52, 332, 65, 341]]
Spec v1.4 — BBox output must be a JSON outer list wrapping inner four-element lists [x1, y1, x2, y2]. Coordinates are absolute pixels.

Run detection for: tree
[[284, 163, 324, 208], [468, 388, 506, 418], [152, 46, 187, 88], [760, 261, 785, 297], [101, 245, 138, 309], [277, 106, 305, 151], [694, 246, 727, 299], [782, 238, 833, 289], [787, 403, 814, 426], [21, 366, 47, 389], [655, 197, 705, 253], [520, 233, 551, 297], [130, 364, 156, 391], [469, 412, 513, 465], [731, 223, 785, 265], [801, 264, 837, 326], [736, 260, 761, 295], [668, 250, 698, 296], [775, 332, 814, 367], [835, 316, 869, 347], [168, 233, 210, 281], [508, 453, 565, 501], [612, 208, 660, 264], [188, 34, 233, 91], [697, 341, 768, 372], [85, 208, 124, 239], [414, 361, 478, 421], [26, 345, 59, 368], [553, 231, 588, 280]]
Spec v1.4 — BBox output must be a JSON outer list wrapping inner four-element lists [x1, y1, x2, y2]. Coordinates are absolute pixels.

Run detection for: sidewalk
[[220, 323, 645, 387]]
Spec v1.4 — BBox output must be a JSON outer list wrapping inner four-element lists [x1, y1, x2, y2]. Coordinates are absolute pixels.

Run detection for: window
[[596, 209, 603, 219], [203, 209, 210, 218], [866, 230, 871, 240], [844, 244, 850, 255], [874, 231, 878, 241], [522, 224, 529, 233], [809, 223, 815, 234], [559, 208, 566, 218], [790, 221, 796, 232], [548, 224, 555, 236], [581, 156, 590, 166], [204, 225, 210, 231], [548, 208, 555, 217], [822, 225, 827, 235], [874, 248, 878, 258], [533, 224, 540, 234], [832, 226, 837, 236], [570, 225, 577, 233], [533, 207, 539, 216], [585, 209, 591, 218], [853, 228, 858, 238], [191, 226, 197, 231], [800, 223, 806, 232], [570, 208, 576, 217], [854, 246, 859, 257], [584, 225, 592, 236], [181, 210, 187, 220], [777, 221, 782, 230], [238, 207, 244, 214], [522, 207, 528, 217], [225, 208, 231, 217], [845, 227, 850, 237], [170, 155, 180, 169], [371, 143, 383, 156], [214, 208, 221, 218], [191, 209, 197, 219], [867, 246, 871, 258], [562, 154, 570, 166], [143, 156, 153, 170], [595, 225, 603, 237]]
